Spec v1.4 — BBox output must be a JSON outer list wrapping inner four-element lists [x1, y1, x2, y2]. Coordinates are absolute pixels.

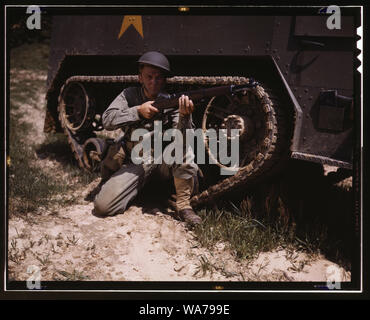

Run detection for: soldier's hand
[[179, 95, 194, 115], [138, 101, 159, 119]]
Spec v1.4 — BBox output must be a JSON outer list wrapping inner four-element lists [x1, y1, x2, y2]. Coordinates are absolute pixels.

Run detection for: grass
[[35, 133, 99, 186], [56, 269, 89, 281], [8, 117, 66, 213], [193, 255, 241, 279], [192, 162, 354, 271], [8, 40, 99, 216], [35, 253, 51, 266], [191, 200, 335, 279], [8, 239, 27, 264], [8, 114, 99, 215], [66, 235, 79, 246], [193, 203, 299, 262]]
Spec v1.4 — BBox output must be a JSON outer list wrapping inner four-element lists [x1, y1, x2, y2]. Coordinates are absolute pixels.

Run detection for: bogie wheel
[[58, 81, 96, 133], [82, 137, 109, 172], [192, 84, 289, 207]]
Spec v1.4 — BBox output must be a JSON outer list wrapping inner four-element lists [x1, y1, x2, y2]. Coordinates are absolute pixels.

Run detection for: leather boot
[[173, 176, 202, 226]]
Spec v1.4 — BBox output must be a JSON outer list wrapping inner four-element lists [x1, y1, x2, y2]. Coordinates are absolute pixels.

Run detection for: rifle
[[152, 80, 259, 113]]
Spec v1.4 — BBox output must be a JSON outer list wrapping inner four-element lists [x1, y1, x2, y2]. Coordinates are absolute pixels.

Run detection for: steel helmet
[[138, 51, 170, 73]]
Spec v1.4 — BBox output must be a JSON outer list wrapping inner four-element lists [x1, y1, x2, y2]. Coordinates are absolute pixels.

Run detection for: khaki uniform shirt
[[102, 86, 193, 153]]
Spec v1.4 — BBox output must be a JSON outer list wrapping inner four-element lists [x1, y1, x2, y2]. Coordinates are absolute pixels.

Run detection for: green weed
[[192, 194, 324, 263], [56, 269, 89, 281]]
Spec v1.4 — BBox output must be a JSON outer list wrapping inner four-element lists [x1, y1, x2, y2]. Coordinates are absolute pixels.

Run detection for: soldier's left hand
[[179, 95, 194, 115]]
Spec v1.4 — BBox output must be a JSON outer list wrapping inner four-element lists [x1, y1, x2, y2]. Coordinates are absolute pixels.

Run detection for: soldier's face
[[139, 65, 165, 99]]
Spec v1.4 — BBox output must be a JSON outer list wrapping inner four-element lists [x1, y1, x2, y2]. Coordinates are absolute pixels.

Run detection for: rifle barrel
[[153, 85, 233, 110]]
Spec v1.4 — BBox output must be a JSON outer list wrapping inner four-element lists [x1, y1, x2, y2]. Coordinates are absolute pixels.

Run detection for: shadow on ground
[[219, 159, 355, 271], [35, 135, 356, 270], [35, 134, 78, 166]]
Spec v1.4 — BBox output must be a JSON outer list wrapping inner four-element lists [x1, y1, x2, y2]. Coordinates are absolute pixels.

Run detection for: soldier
[[93, 51, 202, 226]]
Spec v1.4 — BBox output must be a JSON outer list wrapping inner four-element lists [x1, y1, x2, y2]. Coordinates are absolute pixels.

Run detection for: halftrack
[[43, 10, 357, 207]]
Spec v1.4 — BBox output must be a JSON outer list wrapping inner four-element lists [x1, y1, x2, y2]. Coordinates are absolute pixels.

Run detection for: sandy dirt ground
[[8, 68, 351, 285]]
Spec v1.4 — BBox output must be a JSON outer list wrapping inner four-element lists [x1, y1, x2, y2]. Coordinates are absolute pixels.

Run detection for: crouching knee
[[93, 198, 111, 217], [93, 197, 128, 217]]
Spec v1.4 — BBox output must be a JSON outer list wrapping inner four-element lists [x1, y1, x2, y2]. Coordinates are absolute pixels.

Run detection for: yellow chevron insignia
[[118, 15, 143, 39]]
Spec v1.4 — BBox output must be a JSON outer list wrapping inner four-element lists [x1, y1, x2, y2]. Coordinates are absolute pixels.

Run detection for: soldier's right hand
[[138, 101, 159, 119]]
